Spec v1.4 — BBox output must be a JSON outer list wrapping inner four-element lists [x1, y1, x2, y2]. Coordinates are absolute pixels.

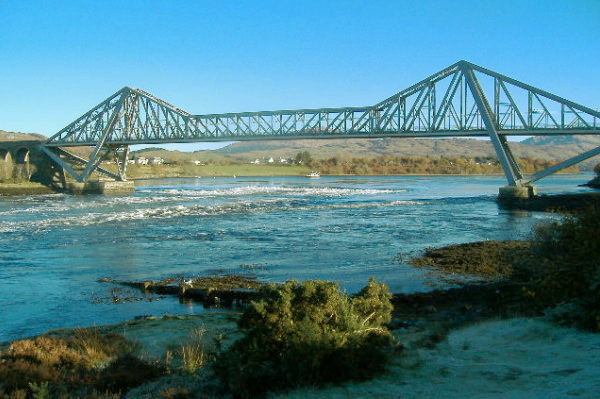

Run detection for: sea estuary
[[0, 174, 594, 342]]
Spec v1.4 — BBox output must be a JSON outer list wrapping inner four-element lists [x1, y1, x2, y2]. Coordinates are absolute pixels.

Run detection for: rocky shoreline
[[98, 239, 534, 323], [2, 260, 590, 398], [497, 190, 600, 211], [2, 203, 598, 398]]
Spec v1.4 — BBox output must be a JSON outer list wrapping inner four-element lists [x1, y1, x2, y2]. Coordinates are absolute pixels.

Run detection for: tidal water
[[0, 174, 594, 342]]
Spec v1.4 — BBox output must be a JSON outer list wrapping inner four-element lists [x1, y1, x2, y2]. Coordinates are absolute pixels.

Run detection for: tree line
[[298, 153, 579, 175]]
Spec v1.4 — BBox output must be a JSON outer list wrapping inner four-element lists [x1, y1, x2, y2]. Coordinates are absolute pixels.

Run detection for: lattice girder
[[43, 61, 600, 184]]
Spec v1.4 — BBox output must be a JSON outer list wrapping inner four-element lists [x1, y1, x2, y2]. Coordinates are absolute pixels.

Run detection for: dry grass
[[158, 386, 193, 399], [0, 328, 164, 398], [188, 275, 263, 290], [178, 328, 209, 374]]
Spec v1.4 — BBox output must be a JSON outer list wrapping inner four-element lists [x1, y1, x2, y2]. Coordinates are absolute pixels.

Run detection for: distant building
[[193, 160, 202, 165], [267, 157, 274, 163], [135, 157, 148, 165], [148, 157, 164, 165]]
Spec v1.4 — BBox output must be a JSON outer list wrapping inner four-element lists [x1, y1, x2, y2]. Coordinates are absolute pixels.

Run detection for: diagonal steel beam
[[40, 146, 121, 181], [39, 146, 85, 182], [434, 71, 462, 130], [80, 95, 126, 181], [461, 63, 522, 186], [525, 145, 600, 184], [464, 61, 600, 120], [499, 135, 523, 181], [499, 80, 528, 129]]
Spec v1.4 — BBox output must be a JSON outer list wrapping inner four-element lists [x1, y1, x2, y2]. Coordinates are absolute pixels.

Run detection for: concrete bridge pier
[[498, 184, 537, 200], [66, 180, 135, 195]]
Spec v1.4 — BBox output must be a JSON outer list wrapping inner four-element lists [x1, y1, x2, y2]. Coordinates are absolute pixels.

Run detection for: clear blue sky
[[1, 0, 599, 151]]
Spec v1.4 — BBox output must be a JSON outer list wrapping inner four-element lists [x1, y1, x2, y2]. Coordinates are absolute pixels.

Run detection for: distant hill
[[130, 135, 600, 170], [521, 135, 600, 148], [0, 130, 46, 141], [213, 136, 600, 169], [519, 135, 600, 169]]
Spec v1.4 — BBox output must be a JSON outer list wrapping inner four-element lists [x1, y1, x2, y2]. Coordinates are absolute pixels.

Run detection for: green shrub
[[214, 278, 394, 398], [516, 205, 600, 331]]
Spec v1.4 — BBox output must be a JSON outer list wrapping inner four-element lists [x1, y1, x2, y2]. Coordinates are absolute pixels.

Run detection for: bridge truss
[[42, 60, 600, 185]]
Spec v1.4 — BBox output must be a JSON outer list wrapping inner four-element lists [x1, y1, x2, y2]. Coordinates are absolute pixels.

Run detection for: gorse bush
[[214, 278, 394, 398], [516, 205, 600, 331]]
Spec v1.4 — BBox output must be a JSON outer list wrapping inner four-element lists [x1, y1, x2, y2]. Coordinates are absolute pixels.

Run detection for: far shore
[[128, 172, 513, 180], [1, 169, 594, 196]]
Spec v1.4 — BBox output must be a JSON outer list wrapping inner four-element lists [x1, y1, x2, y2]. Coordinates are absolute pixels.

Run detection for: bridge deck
[[40, 60, 600, 186]]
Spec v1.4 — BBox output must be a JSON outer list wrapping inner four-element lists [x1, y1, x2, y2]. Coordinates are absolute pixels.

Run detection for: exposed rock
[[410, 240, 532, 279], [497, 192, 600, 212], [105, 274, 265, 307]]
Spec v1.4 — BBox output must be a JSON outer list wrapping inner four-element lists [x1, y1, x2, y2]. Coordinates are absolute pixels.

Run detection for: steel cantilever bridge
[[41, 60, 600, 186]]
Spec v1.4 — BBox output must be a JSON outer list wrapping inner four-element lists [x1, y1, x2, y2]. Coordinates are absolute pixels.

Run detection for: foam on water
[[139, 185, 405, 198], [1, 174, 589, 342], [0, 197, 423, 234]]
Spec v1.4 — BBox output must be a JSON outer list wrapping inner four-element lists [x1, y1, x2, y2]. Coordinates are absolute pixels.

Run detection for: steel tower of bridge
[[41, 60, 600, 189]]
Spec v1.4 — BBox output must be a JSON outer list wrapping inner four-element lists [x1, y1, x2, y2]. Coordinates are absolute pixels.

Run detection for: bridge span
[[39, 60, 600, 196]]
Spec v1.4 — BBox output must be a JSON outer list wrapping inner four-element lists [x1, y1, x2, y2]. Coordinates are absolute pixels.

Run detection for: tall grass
[[178, 328, 208, 374]]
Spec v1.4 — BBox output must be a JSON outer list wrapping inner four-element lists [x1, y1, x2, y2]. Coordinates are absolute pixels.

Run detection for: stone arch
[[15, 148, 30, 164], [0, 148, 10, 162]]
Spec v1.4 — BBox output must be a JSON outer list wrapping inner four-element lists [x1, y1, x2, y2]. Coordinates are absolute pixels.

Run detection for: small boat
[[306, 171, 320, 178]]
